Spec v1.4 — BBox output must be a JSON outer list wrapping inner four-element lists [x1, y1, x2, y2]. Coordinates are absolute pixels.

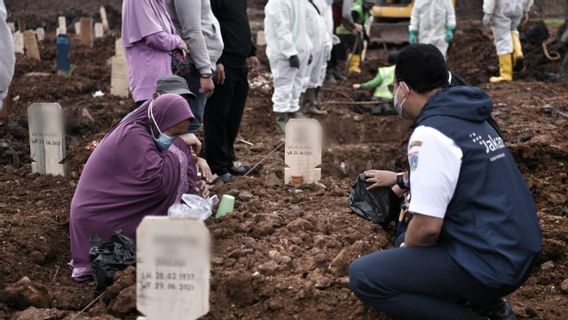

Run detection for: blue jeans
[[349, 244, 517, 320], [185, 64, 214, 133]]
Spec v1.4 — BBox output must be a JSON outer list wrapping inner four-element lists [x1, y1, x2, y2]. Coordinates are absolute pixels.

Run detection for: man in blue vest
[[349, 44, 541, 320]]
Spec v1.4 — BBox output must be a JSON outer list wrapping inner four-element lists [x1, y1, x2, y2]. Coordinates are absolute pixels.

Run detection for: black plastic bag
[[348, 174, 401, 227], [89, 230, 136, 292]]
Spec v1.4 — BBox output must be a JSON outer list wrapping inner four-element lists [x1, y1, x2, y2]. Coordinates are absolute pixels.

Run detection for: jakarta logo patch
[[409, 151, 419, 171]]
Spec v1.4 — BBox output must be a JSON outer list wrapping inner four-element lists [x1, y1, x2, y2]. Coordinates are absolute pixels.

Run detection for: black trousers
[[349, 244, 519, 320], [203, 66, 249, 175]]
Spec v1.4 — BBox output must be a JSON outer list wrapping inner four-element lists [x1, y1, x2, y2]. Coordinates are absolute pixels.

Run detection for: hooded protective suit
[[265, 0, 312, 113], [409, 0, 456, 58], [304, 0, 333, 90], [0, 0, 14, 111], [483, 0, 533, 55]]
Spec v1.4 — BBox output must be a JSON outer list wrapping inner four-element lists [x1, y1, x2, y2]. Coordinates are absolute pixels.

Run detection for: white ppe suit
[[409, 0, 456, 58], [304, 0, 333, 90], [265, 0, 312, 113], [483, 0, 533, 55], [0, 0, 15, 111]]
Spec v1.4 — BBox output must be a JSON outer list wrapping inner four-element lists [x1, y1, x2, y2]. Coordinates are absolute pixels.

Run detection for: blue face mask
[[148, 100, 174, 151]]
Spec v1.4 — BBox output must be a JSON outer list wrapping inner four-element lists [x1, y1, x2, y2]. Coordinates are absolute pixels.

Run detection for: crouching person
[[348, 44, 541, 320]]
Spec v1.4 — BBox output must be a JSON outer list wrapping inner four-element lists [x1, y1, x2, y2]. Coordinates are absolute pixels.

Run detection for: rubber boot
[[490, 54, 513, 83], [275, 112, 289, 133], [303, 88, 327, 116], [511, 31, 524, 72], [348, 54, 362, 74]]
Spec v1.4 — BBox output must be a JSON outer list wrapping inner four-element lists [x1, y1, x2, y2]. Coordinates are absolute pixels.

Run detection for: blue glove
[[409, 30, 418, 44], [446, 27, 454, 43]]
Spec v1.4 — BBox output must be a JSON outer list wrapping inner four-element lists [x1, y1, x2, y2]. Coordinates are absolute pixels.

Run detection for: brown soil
[[1, 2, 567, 320]]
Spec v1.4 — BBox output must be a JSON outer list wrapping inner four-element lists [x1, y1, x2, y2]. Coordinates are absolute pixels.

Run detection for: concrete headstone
[[256, 31, 266, 46], [115, 38, 125, 57], [100, 6, 109, 30], [74, 22, 81, 36], [111, 55, 130, 98], [35, 28, 45, 42], [137, 217, 210, 320], [94, 23, 104, 38], [58, 16, 66, 31], [284, 119, 322, 184], [13, 31, 24, 54], [27, 103, 67, 176], [23, 30, 41, 60], [79, 18, 93, 47], [8, 22, 15, 33]]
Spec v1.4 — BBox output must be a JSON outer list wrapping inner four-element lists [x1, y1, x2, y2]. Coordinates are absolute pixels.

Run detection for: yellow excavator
[[369, 0, 455, 44]]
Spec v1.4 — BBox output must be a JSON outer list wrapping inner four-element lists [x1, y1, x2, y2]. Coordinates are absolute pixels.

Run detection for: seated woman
[[69, 94, 204, 281]]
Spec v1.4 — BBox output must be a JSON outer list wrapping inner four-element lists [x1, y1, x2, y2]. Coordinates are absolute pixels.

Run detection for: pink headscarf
[[121, 0, 175, 48]]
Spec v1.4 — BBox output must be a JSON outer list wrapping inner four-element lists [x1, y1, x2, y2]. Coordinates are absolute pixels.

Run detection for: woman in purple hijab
[[121, 0, 188, 106], [69, 94, 200, 281]]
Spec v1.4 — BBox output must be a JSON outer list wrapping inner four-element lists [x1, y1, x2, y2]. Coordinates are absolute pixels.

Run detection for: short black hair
[[395, 44, 448, 94], [387, 51, 398, 65]]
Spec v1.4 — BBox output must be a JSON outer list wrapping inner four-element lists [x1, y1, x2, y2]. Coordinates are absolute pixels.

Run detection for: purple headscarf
[[69, 94, 197, 281], [121, 0, 175, 48]]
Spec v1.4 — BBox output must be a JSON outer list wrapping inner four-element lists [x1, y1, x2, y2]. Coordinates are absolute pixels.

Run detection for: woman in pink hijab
[[69, 94, 202, 281], [121, 0, 188, 106]]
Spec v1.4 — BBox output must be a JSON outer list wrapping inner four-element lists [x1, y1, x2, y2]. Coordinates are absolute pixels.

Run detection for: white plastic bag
[[167, 194, 219, 220]]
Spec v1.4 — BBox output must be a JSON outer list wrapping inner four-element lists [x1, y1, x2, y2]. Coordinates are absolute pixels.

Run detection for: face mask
[[148, 100, 174, 151], [393, 82, 409, 118]]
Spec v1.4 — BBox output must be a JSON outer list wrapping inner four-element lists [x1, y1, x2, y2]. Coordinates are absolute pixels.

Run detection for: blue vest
[[412, 86, 542, 290]]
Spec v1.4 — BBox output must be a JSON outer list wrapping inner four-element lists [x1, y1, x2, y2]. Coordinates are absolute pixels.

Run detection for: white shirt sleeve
[[407, 126, 462, 219]]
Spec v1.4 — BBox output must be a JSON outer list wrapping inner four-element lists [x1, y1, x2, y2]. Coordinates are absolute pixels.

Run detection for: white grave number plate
[[27, 103, 66, 176], [284, 119, 322, 184], [137, 217, 210, 320]]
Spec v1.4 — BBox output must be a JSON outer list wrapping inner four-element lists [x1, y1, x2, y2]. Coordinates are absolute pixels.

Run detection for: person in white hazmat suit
[[264, 0, 312, 132], [0, 0, 15, 113], [409, 0, 456, 59], [483, 0, 533, 83], [301, 0, 333, 116]]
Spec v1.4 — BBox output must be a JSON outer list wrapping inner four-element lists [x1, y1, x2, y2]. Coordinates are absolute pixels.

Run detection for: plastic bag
[[89, 230, 136, 292], [348, 174, 401, 227], [167, 194, 219, 220]]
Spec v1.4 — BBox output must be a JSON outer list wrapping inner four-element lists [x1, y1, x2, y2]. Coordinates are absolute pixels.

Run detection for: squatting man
[[349, 44, 541, 320]]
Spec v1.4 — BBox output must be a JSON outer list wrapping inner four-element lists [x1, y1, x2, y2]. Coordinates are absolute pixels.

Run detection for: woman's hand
[[179, 133, 201, 155], [364, 170, 398, 190], [195, 157, 215, 183], [196, 180, 211, 198]]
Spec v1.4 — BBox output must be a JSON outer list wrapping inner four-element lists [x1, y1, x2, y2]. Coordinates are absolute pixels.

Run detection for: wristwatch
[[396, 174, 408, 190]]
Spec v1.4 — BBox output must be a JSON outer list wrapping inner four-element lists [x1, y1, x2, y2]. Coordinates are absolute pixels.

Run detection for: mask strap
[[147, 100, 165, 138]]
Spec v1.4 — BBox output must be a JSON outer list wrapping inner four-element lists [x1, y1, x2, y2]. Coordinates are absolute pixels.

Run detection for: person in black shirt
[[205, 0, 259, 183]]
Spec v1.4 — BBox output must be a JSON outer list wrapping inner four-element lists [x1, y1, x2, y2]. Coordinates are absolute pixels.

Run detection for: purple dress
[[69, 94, 198, 281], [121, 0, 182, 102]]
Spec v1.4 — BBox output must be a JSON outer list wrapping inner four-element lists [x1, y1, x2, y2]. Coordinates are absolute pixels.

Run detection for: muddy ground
[[1, 1, 568, 320]]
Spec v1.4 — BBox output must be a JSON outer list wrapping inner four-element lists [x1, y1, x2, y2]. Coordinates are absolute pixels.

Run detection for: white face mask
[[393, 82, 409, 118]]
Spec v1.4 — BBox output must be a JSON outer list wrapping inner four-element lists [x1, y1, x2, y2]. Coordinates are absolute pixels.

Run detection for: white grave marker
[[256, 31, 266, 46], [100, 6, 109, 30], [58, 16, 66, 32], [115, 38, 125, 57], [8, 22, 15, 33], [284, 119, 322, 184], [111, 55, 130, 97], [35, 28, 45, 41], [94, 23, 104, 38], [74, 22, 81, 36], [27, 103, 67, 176], [13, 31, 24, 54], [137, 217, 210, 320], [23, 30, 41, 60]]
